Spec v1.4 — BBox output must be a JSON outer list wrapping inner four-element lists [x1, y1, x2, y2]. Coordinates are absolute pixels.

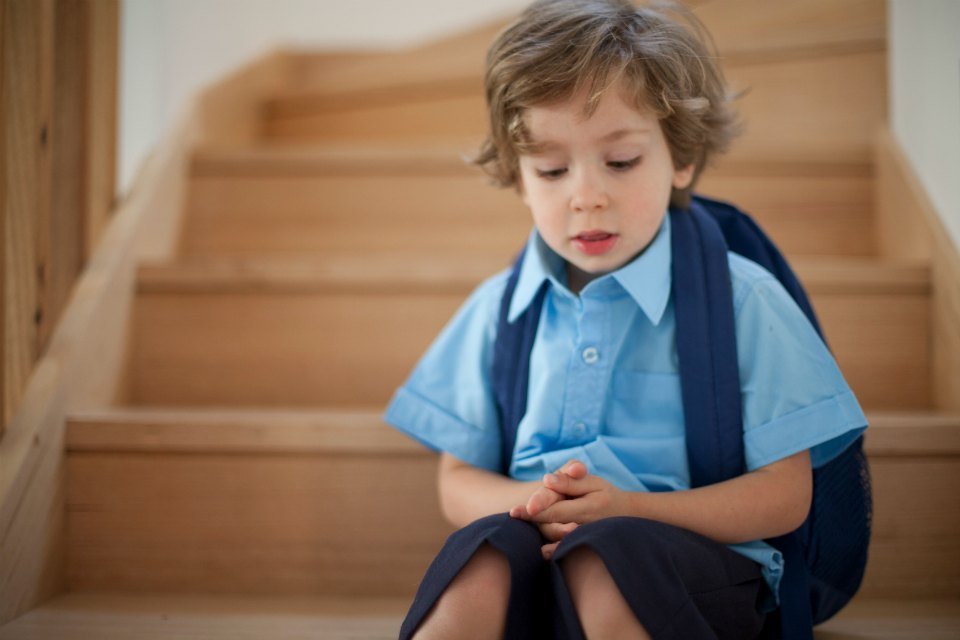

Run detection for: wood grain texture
[[1, 593, 958, 640], [84, 0, 119, 261], [263, 51, 886, 167], [874, 130, 960, 411], [932, 233, 960, 411], [0, 74, 191, 628], [266, 0, 884, 110], [3, 0, 120, 430], [65, 451, 452, 597], [3, 0, 54, 430], [723, 50, 887, 165], [694, 0, 886, 64], [46, 0, 88, 353], [128, 257, 930, 409], [1, 0, 6, 436], [0, 593, 410, 640], [184, 151, 875, 260], [860, 457, 960, 598], [57, 410, 960, 599], [194, 50, 297, 148], [66, 407, 422, 455]]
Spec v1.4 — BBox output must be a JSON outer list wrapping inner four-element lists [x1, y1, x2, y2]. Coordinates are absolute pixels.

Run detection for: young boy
[[385, 1, 867, 638]]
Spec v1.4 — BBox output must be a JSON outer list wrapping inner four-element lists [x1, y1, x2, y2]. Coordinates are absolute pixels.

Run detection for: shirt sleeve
[[383, 270, 509, 472], [731, 255, 868, 471]]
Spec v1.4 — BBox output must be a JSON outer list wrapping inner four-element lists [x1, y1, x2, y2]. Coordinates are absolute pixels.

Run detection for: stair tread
[[192, 144, 874, 178], [67, 407, 960, 456], [66, 407, 419, 455], [1, 593, 956, 640], [0, 593, 408, 640], [136, 255, 931, 296], [266, 0, 885, 110]]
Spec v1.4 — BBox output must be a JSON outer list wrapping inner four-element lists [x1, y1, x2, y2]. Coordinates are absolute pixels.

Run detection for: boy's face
[[517, 86, 693, 293]]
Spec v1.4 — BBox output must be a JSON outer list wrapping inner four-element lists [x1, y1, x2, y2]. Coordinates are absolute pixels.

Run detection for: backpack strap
[[491, 246, 548, 474], [670, 203, 744, 486]]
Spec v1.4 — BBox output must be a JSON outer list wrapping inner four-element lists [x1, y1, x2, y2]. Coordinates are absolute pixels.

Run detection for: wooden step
[[0, 593, 409, 640], [264, 1, 885, 166], [270, 0, 884, 107], [128, 256, 930, 409], [0, 593, 956, 640], [64, 408, 453, 597], [3, 593, 956, 640], [184, 147, 876, 259], [63, 409, 960, 599], [262, 49, 885, 166]]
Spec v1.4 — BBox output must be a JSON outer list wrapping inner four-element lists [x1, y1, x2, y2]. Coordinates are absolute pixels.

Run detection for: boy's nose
[[570, 173, 609, 213]]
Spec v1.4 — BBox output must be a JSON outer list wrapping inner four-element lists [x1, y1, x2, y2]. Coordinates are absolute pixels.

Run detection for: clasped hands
[[509, 459, 629, 559]]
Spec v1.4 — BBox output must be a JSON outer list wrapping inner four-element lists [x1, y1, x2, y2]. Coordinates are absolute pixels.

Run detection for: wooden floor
[[0, 593, 957, 639]]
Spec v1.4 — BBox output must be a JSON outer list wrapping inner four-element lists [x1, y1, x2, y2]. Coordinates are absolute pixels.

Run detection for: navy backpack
[[491, 195, 872, 639]]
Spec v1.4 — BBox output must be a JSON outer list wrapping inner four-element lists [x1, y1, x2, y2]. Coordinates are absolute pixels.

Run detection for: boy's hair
[[476, 0, 738, 208]]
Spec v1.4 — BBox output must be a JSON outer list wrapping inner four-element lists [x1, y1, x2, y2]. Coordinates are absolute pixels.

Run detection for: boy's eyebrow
[[601, 127, 653, 142], [524, 128, 653, 154]]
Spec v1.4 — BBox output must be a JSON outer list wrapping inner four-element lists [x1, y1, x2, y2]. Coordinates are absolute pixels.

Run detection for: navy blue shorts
[[399, 514, 767, 640]]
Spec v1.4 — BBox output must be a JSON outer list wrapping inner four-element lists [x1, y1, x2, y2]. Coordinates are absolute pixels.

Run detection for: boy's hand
[[509, 460, 589, 559], [529, 466, 630, 527]]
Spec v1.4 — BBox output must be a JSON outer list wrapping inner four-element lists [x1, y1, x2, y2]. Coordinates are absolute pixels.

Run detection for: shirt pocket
[[607, 370, 685, 440]]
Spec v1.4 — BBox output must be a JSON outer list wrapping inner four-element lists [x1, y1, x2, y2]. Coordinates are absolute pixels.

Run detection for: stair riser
[[859, 455, 960, 599], [131, 290, 462, 407], [262, 52, 885, 165], [64, 442, 959, 598], [184, 172, 874, 259], [66, 451, 452, 597], [130, 287, 930, 410]]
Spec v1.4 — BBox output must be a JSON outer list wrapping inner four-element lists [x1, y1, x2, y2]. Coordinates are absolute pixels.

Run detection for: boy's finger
[[541, 542, 560, 561], [539, 522, 578, 542], [543, 470, 596, 497], [509, 504, 530, 519], [560, 459, 588, 479], [526, 486, 562, 516], [530, 497, 587, 525]]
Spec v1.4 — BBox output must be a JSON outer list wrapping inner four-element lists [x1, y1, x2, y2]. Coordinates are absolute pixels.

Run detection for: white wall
[[119, 0, 529, 193], [889, 0, 960, 249]]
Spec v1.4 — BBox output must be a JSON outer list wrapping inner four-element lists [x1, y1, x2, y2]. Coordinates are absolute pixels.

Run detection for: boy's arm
[[522, 450, 812, 545], [438, 453, 585, 529]]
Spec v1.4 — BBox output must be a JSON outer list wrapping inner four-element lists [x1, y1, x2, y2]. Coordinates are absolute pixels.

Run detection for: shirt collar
[[508, 213, 673, 326]]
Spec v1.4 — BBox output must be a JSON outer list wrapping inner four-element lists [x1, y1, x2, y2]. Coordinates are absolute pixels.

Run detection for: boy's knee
[[560, 546, 650, 639], [452, 543, 511, 598], [415, 544, 511, 640]]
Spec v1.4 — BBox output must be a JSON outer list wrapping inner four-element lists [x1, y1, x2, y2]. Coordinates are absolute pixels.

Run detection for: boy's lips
[[572, 230, 619, 256]]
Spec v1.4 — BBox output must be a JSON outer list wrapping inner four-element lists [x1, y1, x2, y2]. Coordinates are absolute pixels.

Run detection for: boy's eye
[[608, 157, 641, 171], [536, 167, 568, 180]]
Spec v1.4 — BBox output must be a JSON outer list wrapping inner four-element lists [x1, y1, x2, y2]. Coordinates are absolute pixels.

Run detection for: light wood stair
[[3, 0, 959, 637], [59, 409, 960, 602], [127, 255, 932, 409]]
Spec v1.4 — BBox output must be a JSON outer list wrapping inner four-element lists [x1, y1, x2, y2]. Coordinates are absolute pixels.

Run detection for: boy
[[385, 1, 867, 638]]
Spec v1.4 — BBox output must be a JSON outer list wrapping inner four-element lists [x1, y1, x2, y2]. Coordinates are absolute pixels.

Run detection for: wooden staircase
[[2, 1, 959, 638]]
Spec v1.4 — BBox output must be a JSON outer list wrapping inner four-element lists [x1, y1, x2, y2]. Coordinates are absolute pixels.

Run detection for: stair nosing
[[190, 146, 874, 179], [135, 258, 931, 297], [66, 407, 960, 457], [66, 407, 426, 456]]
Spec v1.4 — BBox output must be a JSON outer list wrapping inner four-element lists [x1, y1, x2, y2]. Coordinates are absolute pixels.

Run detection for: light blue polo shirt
[[385, 214, 867, 604]]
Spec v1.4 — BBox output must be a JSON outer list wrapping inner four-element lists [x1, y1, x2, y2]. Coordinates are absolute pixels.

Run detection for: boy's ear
[[672, 164, 695, 190]]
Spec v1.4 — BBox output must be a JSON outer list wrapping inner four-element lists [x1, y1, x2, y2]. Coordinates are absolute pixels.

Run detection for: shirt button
[[573, 422, 587, 437], [581, 346, 599, 364]]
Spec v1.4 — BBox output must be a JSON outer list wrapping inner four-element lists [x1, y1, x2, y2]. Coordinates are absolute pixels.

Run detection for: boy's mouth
[[572, 230, 619, 256]]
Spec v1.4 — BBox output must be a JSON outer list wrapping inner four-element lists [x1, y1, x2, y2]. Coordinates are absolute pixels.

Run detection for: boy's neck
[[566, 263, 598, 296]]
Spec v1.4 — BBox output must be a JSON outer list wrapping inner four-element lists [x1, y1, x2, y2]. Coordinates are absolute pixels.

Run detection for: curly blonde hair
[[475, 0, 738, 208]]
